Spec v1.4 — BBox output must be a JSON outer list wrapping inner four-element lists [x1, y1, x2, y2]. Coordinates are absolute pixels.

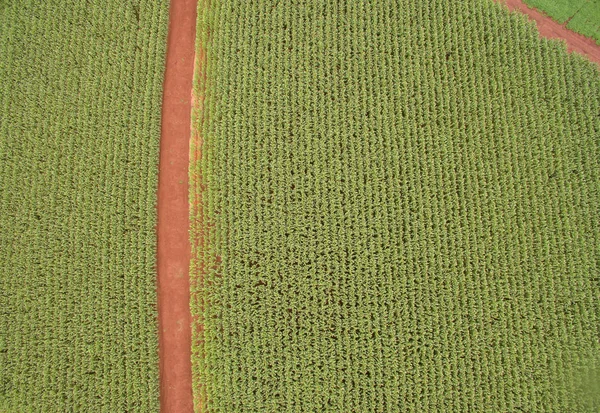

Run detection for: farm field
[[0, 1, 168, 412], [1, 0, 599, 412], [524, 0, 600, 43], [190, 0, 600, 412]]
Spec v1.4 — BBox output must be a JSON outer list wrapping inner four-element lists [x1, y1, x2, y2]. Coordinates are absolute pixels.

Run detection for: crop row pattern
[[0, 1, 168, 411], [191, 0, 600, 411]]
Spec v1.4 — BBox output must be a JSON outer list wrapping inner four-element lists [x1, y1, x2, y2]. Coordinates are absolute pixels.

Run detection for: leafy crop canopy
[[0, 1, 168, 411], [191, 0, 600, 412]]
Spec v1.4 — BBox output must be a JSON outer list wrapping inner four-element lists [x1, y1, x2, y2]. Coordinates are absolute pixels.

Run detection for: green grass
[[524, 0, 600, 43], [0, 1, 168, 411], [191, 0, 600, 411]]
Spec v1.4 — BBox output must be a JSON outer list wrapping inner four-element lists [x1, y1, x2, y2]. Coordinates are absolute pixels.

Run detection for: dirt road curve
[[157, 0, 197, 412], [501, 0, 600, 65]]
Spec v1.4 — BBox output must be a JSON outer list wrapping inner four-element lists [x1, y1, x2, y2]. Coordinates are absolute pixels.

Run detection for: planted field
[[0, 1, 168, 411], [191, 0, 600, 412], [524, 0, 600, 43]]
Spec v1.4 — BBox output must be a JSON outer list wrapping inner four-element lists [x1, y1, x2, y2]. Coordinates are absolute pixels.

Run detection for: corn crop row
[[190, 0, 600, 411], [0, 1, 168, 411]]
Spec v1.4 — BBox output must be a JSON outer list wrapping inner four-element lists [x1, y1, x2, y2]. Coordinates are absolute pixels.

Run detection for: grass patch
[[525, 0, 600, 43], [0, 1, 168, 411], [191, 0, 600, 411]]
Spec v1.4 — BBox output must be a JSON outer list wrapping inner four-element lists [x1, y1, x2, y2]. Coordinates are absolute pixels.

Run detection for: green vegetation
[[191, 0, 600, 411], [0, 1, 168, 411], [525, 0, 600, 43]]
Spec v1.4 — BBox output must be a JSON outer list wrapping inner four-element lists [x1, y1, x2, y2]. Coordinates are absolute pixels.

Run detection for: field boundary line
[[190, 0, 211, 411]]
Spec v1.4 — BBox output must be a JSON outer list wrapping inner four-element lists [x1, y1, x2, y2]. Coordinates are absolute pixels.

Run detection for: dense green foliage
[[191, 0, 600, 411], [0, 1, 168, 411], [525, 0, 600, 43]]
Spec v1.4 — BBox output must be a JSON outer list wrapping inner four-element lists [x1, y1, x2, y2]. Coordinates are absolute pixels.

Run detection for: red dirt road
[[157, 0, 197, 411], [500, 0, 600, 65]]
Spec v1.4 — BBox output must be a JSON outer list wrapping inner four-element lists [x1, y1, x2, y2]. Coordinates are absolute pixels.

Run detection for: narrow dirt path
[[500, 0, 600, 65], [157, 0, 197, 411]]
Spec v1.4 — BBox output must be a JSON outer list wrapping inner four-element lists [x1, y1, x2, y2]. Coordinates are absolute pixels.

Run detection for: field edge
[[190, 0, 213, 412]]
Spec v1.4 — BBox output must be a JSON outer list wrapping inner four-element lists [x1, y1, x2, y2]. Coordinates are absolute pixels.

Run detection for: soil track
[[157, 0, 197, 411], [500, 0, 600, 65]]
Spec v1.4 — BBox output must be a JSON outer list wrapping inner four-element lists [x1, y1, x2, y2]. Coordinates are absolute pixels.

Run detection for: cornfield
[[0, 1, 168, 411], [190, 0, 600, 412]]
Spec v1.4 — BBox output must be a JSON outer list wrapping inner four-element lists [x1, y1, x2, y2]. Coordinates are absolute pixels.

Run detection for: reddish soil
[[499, 0, 600, 65], [157, 0, 197, 411]]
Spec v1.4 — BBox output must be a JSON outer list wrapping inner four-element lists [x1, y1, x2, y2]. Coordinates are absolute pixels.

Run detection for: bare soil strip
[[157, 0, 197, 411], [501, 0, 600, 65]]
